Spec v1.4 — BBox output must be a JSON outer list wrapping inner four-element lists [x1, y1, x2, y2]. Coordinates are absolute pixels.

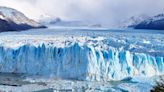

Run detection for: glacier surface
[[0, 28, 163, 82]]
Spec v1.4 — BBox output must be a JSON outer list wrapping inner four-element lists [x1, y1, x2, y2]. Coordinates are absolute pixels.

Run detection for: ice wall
[[0, 43, 163, 81]]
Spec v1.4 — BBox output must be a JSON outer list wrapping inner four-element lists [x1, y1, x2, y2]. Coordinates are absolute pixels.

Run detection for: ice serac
[[0, 43, 90, 80], [0, 40, 163, 81]]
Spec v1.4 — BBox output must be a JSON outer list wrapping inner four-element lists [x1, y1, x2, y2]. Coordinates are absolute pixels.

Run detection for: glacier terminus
[[0, 28, 163, 81]]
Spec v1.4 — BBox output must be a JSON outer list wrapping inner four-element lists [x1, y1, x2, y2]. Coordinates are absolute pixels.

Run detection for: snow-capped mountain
[[119, 15, 150, 28], [0, 6, 46, 32], [39, 17, 61, 25], [49, 20, 91, 27], [134, 14, 164, 30], [39, 16, 102, 28], [121, 14, 164, 30]]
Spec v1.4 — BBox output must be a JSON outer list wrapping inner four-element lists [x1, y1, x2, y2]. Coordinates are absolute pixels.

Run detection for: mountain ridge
[[0, 6, 46, 32], [122, 14, 164, 30]]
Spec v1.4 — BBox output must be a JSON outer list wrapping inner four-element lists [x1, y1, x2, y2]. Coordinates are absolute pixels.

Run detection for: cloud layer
[[0, 0, 164, 26]]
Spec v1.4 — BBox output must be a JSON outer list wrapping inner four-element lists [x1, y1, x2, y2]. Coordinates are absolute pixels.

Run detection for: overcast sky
[[0, 0, 164, 26]]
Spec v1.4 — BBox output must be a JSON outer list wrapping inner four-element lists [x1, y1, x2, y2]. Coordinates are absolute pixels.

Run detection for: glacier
[[0, 28, 163, 82]]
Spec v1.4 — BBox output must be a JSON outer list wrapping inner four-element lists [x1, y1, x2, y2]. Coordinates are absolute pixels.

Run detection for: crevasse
[[0, 43, 163, 81]]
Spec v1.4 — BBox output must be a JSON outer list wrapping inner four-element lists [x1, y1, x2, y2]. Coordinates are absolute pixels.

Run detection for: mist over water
[[0, 0, 164, 26]]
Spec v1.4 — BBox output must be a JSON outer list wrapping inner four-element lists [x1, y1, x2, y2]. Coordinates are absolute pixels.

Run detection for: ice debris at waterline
[[0, 35, 163, 81]]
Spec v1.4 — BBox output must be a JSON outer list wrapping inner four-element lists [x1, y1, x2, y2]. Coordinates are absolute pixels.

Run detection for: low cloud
[[0, 0, 164, 26]]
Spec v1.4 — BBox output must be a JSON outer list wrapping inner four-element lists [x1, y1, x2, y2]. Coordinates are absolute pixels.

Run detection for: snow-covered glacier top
[[0, 28, 163, 56], [0, 28, 163, 81]]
